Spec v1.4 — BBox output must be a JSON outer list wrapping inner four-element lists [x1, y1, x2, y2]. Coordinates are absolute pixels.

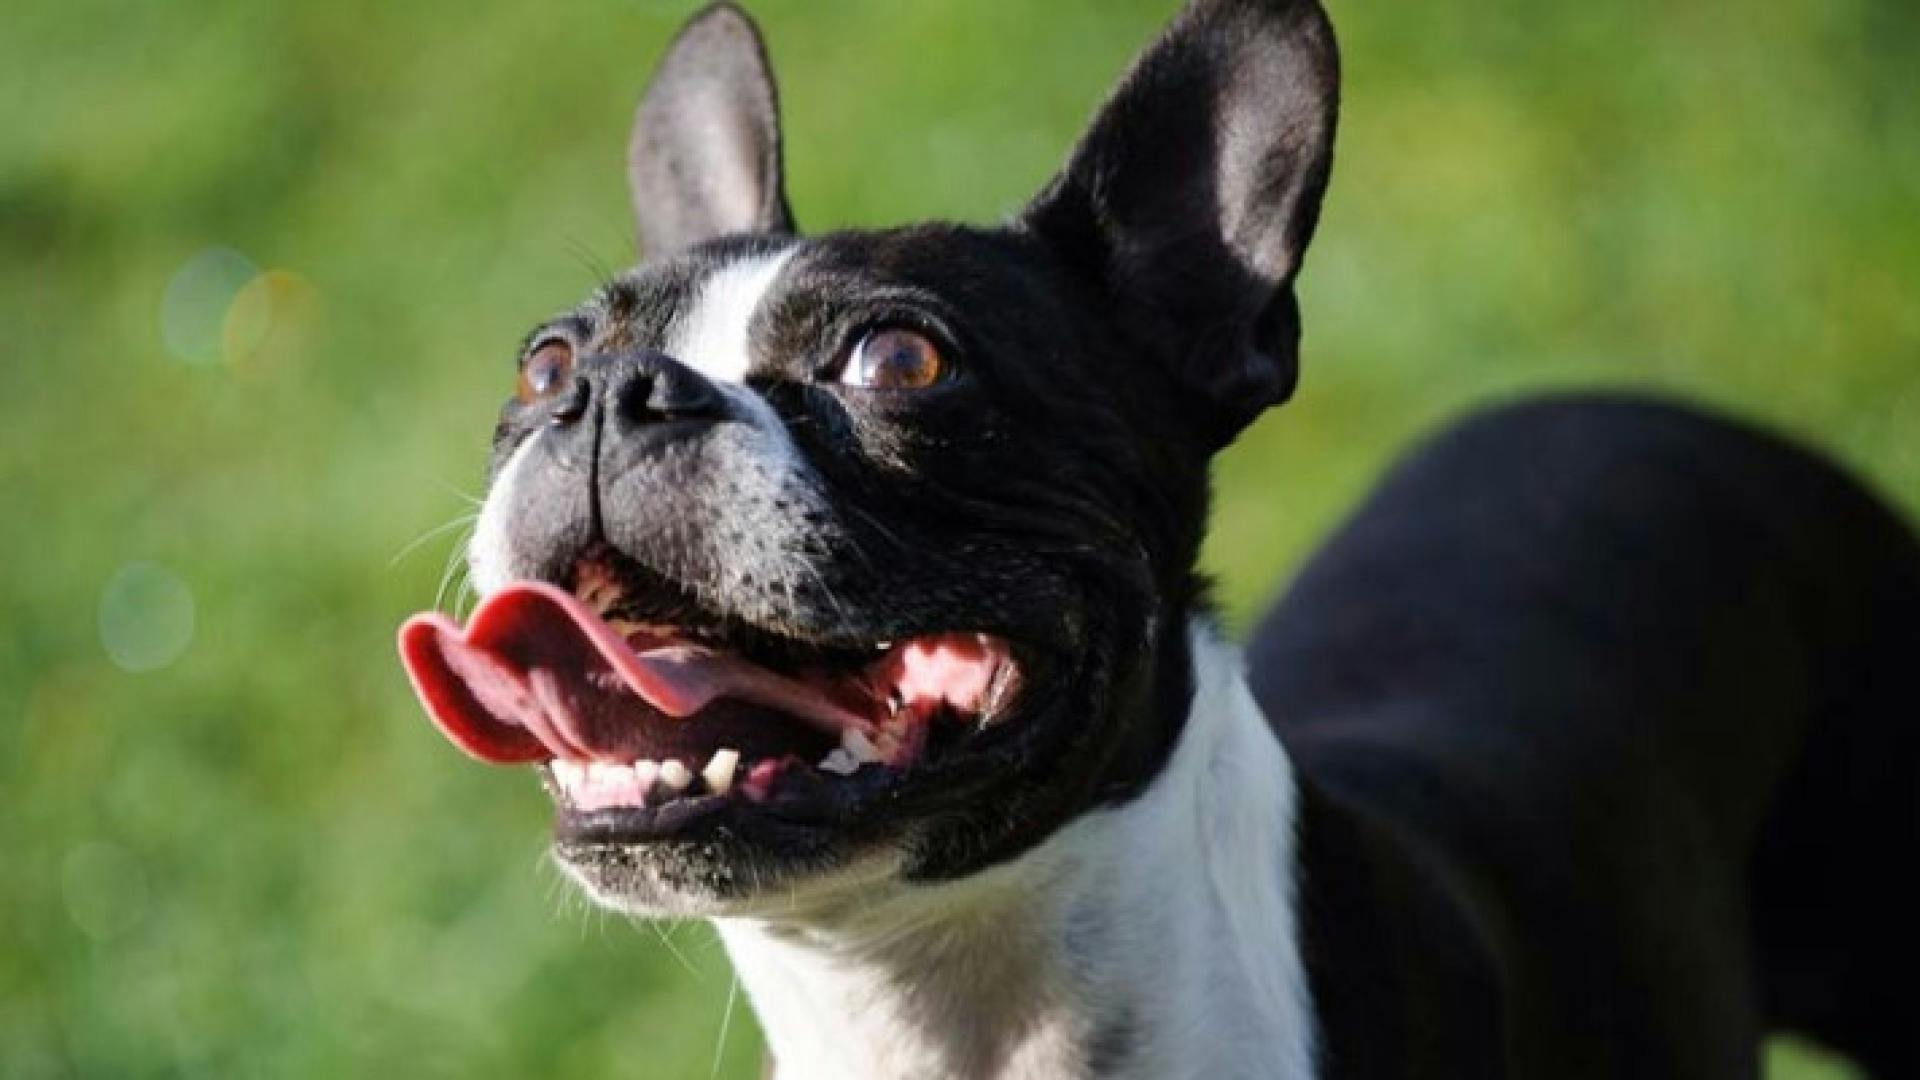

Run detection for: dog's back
[[1248, 393, 1918, 1077]]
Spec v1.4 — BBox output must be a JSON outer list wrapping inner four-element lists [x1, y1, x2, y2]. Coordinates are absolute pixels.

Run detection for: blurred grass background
[[2, 0, 1912, 1075]]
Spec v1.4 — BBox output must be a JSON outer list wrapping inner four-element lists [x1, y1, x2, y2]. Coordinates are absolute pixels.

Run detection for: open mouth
[[398, 555, 1021, 840]]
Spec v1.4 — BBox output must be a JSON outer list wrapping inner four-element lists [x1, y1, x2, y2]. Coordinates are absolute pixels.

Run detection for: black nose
[[603, 350, 732, 436]]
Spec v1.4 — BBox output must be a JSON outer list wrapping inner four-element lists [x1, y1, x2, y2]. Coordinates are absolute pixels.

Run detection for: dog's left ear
[[629, 3, 795, 259], [1023, 0, 1338, 448]]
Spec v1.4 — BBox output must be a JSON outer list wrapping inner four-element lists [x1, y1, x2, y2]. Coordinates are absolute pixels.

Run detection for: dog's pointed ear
[[1023, 0, 1338, 448], [629, 3, 795, 259]]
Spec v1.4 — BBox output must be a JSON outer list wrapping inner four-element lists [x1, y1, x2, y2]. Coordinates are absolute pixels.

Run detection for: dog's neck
[[716, 622, 1316, 1080]]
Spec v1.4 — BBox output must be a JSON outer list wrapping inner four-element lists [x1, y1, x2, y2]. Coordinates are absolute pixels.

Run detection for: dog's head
[[399, 0, 1336, 916]]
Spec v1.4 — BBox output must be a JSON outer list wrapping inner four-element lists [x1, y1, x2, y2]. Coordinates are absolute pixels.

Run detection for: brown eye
[[516, 339, 576, 403], [839, 328, 945, 391]]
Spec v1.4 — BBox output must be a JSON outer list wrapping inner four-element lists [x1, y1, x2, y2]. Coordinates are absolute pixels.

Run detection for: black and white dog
[[398, 1, 1918, 1076]]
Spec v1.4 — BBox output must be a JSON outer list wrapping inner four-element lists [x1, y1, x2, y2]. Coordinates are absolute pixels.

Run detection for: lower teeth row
[[551, 716, 910, 802], [552, 749, 739, 799]]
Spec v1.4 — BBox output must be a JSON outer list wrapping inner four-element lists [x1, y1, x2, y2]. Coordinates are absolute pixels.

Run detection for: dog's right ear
[[629, 3, 795, 259], [1023, 0, 1338, 450]]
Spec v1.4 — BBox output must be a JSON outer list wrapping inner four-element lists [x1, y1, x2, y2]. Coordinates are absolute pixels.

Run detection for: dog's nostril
[[549, 377, 591, 426], [643, 364, 723, 418], [618, 357, 725, 426]]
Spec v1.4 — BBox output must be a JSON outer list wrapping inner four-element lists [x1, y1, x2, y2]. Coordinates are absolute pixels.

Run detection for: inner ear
[[628, 3, 796, 259], [1022, 0, 1338, 449]]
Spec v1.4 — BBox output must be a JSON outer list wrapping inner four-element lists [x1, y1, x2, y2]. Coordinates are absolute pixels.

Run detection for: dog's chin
[[543, 772, 941, 918], [551, 834, 905, 918]]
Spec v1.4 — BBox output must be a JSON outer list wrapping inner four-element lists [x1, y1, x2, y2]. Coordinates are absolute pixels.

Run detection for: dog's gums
[[398, 560, 1020, 837]]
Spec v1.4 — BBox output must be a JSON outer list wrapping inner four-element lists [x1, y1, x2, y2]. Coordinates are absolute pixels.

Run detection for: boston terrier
[[398, 1, 1918, 1076]]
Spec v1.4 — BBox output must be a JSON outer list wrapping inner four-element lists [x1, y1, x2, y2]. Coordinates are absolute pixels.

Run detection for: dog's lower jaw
[[716, 621, 1317, 1080]]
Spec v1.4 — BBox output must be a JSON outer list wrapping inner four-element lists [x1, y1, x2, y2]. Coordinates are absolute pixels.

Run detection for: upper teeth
[[841, 728, 882, 764], [818, 749, 860, 776]]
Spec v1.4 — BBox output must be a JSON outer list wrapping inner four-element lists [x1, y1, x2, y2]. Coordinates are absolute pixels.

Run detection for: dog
[[397, 1, 1918, 1076]]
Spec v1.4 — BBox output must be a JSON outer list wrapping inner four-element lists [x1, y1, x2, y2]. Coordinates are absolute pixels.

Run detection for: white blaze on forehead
[[666, 248, 797, 385]]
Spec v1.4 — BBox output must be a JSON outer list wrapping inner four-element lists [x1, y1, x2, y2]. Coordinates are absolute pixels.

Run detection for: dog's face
[[399, 0, 1336, 916]]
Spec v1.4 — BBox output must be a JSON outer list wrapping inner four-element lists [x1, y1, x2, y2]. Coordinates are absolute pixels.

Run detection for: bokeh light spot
[[62, 841, 150, 941], [160, 246, 258, 365], [98, 562, 196, 673], [223, 268, 323, 373]]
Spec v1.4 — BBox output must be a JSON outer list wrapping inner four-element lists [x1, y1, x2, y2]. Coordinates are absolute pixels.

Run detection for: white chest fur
[[716, 623, 1317, 1080]]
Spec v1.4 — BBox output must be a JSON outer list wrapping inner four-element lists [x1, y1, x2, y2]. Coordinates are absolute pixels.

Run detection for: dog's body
[[397, 1, 1917, 1076], [1259, 396, 1918, 1078]]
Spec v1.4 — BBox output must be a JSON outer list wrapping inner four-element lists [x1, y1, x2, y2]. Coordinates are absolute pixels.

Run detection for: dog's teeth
[[702, 748, 740, 795], [818, 748, 860, 776], [551, 759, 585, 787], [632, 759, 662, 804], [587, 761, 626, 786], [842, 729, 882, 764], [983, 661, 1013, 718], [659, 759, 692, 792]]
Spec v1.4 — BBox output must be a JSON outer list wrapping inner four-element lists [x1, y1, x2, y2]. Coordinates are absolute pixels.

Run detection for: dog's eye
[[838, 329, 945, 391], [517, 339, 576, 403]]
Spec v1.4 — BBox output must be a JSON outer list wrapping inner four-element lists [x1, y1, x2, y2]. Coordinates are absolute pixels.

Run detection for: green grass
[[3, 0, 1913, 1075]]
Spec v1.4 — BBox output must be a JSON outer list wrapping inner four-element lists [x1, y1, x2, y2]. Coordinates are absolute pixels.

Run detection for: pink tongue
[[397, 582, 866, 764]]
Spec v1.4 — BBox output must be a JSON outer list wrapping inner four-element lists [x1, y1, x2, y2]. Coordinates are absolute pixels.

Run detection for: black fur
[[1255, 395, 1919, 1077], [1023, 0, 1338, 447]]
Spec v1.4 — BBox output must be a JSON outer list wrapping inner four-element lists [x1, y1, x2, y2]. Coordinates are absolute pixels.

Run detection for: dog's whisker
[[431, 524, 476, 615], [427, 475, 486, 507], [388, 512, 479, 568], [709, 970, 741, 1080], [452, 566, 477, 621], [642, 916, 702, 980], [561, 233, 619, 293], [842, 503, 908, 560]]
